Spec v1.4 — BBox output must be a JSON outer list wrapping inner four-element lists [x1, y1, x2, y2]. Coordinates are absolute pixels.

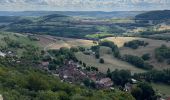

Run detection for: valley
[[0, 10, 170, 100]]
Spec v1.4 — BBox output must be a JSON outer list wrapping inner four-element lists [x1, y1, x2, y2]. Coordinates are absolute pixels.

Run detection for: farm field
[[151, 83, 170, 98], [75, 46, 145, 74], [104, 37, 170, 69], [36, 35, 94, 49]]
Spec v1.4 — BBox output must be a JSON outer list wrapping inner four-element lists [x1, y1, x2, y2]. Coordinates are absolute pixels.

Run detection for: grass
[[75, 46, 145, 74], [151, 83, 170, 98]]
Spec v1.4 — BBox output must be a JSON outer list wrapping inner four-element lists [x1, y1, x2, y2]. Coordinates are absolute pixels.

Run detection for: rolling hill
[[0, 13, 126, 38]]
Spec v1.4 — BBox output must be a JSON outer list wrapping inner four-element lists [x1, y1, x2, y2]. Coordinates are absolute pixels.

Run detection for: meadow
[[75, 46, 145, 74], [104, 37, 170, 70]]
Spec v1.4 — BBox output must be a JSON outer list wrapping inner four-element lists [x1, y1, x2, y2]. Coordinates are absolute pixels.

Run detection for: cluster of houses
[[41, 60, 113, 89], [57, 60, 113, 89], [41, 60, 142, 90]]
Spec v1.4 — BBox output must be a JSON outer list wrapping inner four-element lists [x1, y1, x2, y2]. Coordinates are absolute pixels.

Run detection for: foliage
[[107, 69, 131, 86], [99, 58, 104, 64], [123, 55, 153, 70], [155, 45, 170, 63], [142, 53, 150, 61], [99, 40, 120, 58], [48, 47, 78, 66], [0, 66, 135, 100], [131, 82, 156, 100], [140, 30, 170, 36], [124, 40, 148, 49], [134, 69, 170, 84]]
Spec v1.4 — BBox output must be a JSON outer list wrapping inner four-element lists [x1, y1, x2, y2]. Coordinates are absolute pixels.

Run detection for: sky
[[0, 0, 170, 11]]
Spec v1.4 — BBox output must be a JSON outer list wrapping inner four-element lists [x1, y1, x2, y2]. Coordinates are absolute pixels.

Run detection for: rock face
[[0, 94, 3, 100]]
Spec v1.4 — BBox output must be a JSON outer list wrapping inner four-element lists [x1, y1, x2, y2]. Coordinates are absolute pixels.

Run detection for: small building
[[96, 78, 113, 89]]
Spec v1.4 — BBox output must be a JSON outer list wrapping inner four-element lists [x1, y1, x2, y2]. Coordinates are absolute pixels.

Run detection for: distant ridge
[[0, 11, 144, 18], [135, 10, 170, 20]]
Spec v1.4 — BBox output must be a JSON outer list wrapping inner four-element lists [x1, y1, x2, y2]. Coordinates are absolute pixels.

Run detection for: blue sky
[[0, 0, 170, 11]]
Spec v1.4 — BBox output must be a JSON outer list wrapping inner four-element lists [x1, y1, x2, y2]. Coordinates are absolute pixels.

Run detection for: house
[[58, 63, 87, 83], [41, 61, 49, 67], [96, 78, 113, 89], [131, 78, 137, 84], [0, 51, 6, 57], [166, 97, 170, 100]]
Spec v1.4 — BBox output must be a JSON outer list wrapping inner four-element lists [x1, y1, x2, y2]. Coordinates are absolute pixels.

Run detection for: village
[[41, 59, 138, 91]]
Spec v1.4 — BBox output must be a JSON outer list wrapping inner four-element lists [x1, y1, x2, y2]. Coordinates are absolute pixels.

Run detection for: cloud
[[0, 0, 169, 11]]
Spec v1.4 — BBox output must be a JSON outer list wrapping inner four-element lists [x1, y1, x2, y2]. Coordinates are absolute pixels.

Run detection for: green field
[[85, 33, 114, 39], [75, 46, 145, 74], [152, 83, 170, 98]]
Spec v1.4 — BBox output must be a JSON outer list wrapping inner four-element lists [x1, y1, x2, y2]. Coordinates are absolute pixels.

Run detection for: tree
[[99, 40, 120, 58], [26, 74, 49, 91], [131, 87, 142, 100], [83, 63, 86, 67], [110, 69, 131, 86], [99, 58, 104, 64], [142, 53, 150, 61], [131, 82, 155, 100], [95, 53, 100, 59], [70, 47, 79, 52], [107, 68, 111, 77], [123, 55, 144, 68], [48, 63, 56, 70], [79, 46, 85, 52]]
